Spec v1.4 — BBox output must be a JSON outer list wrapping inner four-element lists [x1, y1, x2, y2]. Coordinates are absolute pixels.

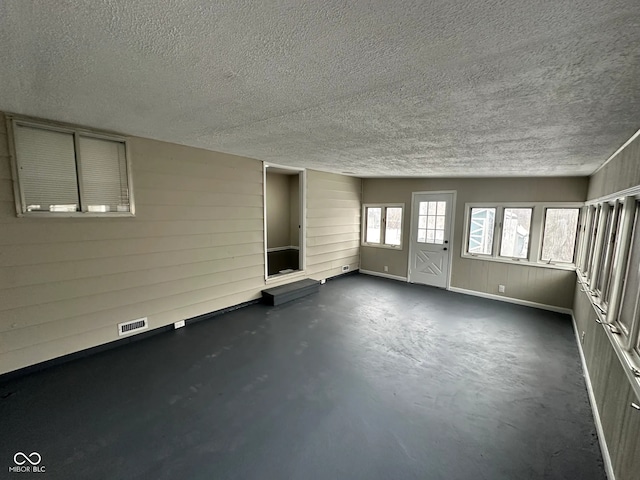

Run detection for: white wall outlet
[[498, 285, 505, 293], [320, 279, 326, 284], [174, 320, 186, 329], [384, 266, 388, 272], [342, 265, 350, 272], [581, 331, 586, 344]]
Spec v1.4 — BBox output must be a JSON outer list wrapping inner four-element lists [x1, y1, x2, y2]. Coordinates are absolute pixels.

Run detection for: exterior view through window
[[541, 208, 580, 263], [500, 208, 532, 258], [363, 204, 404, 247], [366, 207, 382, 243], [384, 207, 402, 246], [468, 207, 495, 254], [417, 201, 446, 244]]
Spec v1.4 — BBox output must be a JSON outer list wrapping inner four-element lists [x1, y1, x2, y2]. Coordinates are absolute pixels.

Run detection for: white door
[[408, 192, 454, 288]]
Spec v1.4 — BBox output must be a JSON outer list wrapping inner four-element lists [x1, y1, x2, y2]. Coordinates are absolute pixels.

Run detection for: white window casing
[[362, 204, 405, 249], [461, 202, 583, 271], [7, 116, 134, 217]]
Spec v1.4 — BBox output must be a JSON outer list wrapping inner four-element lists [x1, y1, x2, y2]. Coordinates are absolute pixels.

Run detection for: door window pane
[[541, 208, 580, 263], [384, 207, 402, 246], [500, 208, 532, 259], [418, 201, 446, 244], [468, 207, 495, 255]]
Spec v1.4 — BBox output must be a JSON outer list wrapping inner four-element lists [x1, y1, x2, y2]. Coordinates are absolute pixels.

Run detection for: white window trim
[[361, 203, 405, 249], [6, 115, 135, 217], [575, 187, 640, 401], [461, 202, 584, 271]]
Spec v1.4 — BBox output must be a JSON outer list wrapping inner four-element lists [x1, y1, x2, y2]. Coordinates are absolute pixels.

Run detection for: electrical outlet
[[498, 285, 505, 293], [581, 331, 586, 344], [320, 279, 326, 284], [174, 320, 185, 329], [342, 265, 350, 272], [384, 266, 388, 272]]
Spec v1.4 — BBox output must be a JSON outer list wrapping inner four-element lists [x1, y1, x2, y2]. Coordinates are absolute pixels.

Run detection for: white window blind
[[10, 118, 133, 216], [14, 124, 79, 212], [79, 136, 130, 212]]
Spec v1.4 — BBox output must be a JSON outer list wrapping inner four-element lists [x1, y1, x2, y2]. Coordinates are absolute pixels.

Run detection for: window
[[365, 207, 382, 243], [362, 204, 404, 248], [576, 193, 640, 402], [385, 207, 403, 246], [417, 200, 446, 244], [9, 117, 133, 216], [616, 202, 640, 337], [593, 203, 620, 301], [468, 207, 495, 255], [499, 208, 532, 259], [541, 208, 580, 264], [463, 203, 582, 269], [585, 205, 601, 281]]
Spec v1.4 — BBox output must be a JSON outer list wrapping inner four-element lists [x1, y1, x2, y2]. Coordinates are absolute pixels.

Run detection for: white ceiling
[[1, 0, 639, 177]]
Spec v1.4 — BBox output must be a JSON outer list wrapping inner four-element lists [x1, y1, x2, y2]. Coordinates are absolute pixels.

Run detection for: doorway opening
[[264, 165, 305, 278]]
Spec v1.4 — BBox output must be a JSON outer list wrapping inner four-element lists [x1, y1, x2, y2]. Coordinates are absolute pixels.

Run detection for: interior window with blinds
[[10, 120, 132, 215]]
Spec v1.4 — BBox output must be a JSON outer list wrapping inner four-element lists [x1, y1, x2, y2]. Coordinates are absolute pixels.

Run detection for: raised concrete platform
[[262, 278, 320, 306]]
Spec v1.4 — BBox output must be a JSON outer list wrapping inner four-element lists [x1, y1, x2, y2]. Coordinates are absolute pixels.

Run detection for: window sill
[[17, 212, 135, 218], [264, 270, 307, 285], [576, 275, 640, 401], [361, 243, 403, 251], [461, 253, 576, 271]]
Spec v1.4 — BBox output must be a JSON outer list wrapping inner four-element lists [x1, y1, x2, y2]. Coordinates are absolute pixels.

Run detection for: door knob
[[444, 240, 449, 244], [443, 247, 448, 251]]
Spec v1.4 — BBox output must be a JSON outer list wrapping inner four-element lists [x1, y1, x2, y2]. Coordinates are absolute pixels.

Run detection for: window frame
[[361, 203, 404, 249], [466, 206, 497, 257], [539, 207, 581, 266], [462, 202, 583, 270], [498, 206, 534, 261], [576, 191, 640, 401], [7, 115, 135, 217]]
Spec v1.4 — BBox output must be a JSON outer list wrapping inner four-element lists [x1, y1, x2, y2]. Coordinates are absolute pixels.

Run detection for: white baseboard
[[359, 269, 408, 282], [570, 313, 616, 480], [447, 286, 572, 314]]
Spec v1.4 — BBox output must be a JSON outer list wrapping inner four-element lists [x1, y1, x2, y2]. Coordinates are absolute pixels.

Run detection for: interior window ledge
[[265, 270, 307, 285], [361, 243, 403, 250], [461, 253, 576, 271], [576, 275, 640, 402]]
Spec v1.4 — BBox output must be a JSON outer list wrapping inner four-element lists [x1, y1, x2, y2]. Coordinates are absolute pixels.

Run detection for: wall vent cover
[[118, 317, 148, 336]]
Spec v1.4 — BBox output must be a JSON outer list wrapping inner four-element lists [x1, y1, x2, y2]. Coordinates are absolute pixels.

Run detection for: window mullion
[[381, 207, 387, 244], [73, 132, 87, 213], [494, 207, 503, 258]]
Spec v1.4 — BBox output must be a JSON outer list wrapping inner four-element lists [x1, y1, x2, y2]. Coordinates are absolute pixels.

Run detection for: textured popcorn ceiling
[[1, 1, 639, 177]]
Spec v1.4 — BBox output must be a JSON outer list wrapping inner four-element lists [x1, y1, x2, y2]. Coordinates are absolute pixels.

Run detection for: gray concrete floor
[[0, 274, 605, 479]]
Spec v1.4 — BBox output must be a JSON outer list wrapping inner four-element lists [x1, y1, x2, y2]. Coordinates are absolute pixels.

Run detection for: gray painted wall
[[361, 177, 588, 308]]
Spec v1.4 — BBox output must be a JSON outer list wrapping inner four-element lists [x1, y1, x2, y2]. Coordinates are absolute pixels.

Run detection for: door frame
[[263, 162, 307, 281], [407, 190, 457, 289]]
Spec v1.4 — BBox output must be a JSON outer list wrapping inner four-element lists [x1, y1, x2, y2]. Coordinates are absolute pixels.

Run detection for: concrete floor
[[0, 274, 605, 479]]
